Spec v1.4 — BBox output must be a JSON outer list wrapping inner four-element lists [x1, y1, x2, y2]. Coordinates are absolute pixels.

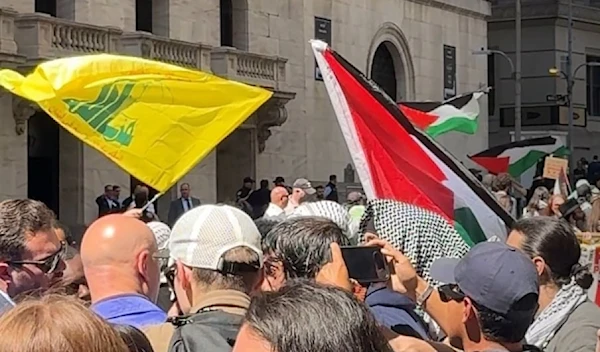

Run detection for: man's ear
[[532, 256, 546, 277], [176, 261, 192, 290], [137, 250, 150, 281], [0, 262, 12, 294], [462, 297, 476, 324]]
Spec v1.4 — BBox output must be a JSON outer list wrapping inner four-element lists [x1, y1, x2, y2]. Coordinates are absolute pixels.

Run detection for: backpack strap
[[168, 309, 242, 352]]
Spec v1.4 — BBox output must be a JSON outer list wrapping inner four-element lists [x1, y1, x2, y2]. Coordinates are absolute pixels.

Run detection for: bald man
[[81, 214, 165, 328], [263, 186, 289, 218]]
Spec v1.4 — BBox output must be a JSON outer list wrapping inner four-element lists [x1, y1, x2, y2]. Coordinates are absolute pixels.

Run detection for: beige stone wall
[[0, 95, 27, 200], [250, 0, 491, 183]]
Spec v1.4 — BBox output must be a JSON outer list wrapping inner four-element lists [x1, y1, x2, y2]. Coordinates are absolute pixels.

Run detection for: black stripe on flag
[[470, 136, 558, 158], [329, 50, 514, 228], [400, 94, 474, 113]]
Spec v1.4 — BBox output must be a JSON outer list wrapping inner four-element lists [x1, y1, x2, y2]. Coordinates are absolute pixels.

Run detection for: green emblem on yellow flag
[[0, 54, 273, 192], [64, 82, 137, 146]]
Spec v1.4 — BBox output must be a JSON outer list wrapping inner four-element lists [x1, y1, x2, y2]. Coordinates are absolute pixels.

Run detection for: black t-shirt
[[247, 188, 270, 208]]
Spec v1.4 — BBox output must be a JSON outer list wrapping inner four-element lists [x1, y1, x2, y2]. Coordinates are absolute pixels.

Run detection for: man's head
[[329, 174, 337, 184], [104, 185, 113, 197], [60, 246, 89, 300], [234, 280, 393, 352], [243, 177, 255, 189], [160, 204, 263, 314], [291, 179, 316, 203], [0, 199, 65, 298], [273, 176, 285, 187], [259, 179, 269, 189], [270, 187, 289, 209], [346, 191, 364, 206], [112, 185, 121, 200], [315, 185, 324, 199], [180, 183, 191, 199], [261, 217, 349, 291], [80, 215, 160, 304], [594, 155, 598, 161], [430, 241, 539, 347]]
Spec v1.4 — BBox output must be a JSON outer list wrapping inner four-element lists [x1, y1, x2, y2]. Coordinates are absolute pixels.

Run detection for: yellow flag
[[0, 54, 273, 192]]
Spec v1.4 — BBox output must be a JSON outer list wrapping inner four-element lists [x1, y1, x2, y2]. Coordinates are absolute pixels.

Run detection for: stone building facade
[[488, 0, 600, 162], [0, 0, 490, 227]]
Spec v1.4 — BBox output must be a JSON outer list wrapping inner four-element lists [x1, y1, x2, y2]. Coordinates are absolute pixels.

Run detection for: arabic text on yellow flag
[[0, 54, 273, 192]]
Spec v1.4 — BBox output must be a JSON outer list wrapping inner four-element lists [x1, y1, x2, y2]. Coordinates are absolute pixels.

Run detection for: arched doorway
[[366, 23, 416, 102], [371, 42, 399, 101]]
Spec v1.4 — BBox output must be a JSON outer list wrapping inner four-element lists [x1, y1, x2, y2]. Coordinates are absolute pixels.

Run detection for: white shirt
[[264, 203, 284, 217], [181, 197, 194, 212], [284, 199, 299, 215]]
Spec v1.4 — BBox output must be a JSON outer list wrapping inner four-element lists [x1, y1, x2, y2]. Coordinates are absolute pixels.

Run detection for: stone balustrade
[[211, 47, 288, 89], [14, 13, 121, 60], [121, 32, 211, 70]]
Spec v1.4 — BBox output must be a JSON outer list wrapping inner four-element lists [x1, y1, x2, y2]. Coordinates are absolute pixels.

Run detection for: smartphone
[[340, 246, 390, 284]]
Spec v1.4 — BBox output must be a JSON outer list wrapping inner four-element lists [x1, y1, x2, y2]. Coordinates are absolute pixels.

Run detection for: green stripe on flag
[[426, 116, 478, 138], [454, 207, 488, 247], [507, 146, 569, 177]]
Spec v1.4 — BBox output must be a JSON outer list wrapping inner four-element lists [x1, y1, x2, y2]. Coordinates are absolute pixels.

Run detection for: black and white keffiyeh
[[358, 199, 469, 286], [289, 201, 360, 244]]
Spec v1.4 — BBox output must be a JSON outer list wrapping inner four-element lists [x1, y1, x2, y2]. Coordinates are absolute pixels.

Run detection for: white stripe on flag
[[311, 40, 376, 199]]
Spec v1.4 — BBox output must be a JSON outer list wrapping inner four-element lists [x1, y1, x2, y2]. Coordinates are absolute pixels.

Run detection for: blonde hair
[[0, 295, 129, 352]]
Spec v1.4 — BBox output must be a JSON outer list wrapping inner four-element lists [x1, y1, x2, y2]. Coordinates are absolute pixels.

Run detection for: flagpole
[[441, 86, 492, 104]]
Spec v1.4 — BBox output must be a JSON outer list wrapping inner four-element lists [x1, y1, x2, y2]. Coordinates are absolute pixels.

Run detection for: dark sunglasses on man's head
[[7, 241, 66, 274]]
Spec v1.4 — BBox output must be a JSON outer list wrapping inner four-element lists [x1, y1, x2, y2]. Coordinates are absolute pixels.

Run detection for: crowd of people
[[2, 169, 600, 352]]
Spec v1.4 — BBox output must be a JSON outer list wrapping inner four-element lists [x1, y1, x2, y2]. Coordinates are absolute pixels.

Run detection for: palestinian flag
[[399, 92, 484, 138], [469, 136, 568, 177], [311, 40, 511, 245]]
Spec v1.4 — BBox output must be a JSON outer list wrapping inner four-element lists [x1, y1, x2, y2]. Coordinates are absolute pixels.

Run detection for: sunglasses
[[8, 241, 66, 274], [438, 283, 466, 303], [164, 265, 176, 289]]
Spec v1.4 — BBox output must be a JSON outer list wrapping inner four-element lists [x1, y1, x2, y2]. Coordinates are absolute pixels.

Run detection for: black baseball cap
[[430, 241, 539, 315], [274, 176, 285, 184]]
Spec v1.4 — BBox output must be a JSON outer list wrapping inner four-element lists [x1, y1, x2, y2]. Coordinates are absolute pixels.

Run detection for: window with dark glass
[[587, 56, 600, 116], [220, 0, 234, 47], [136, 0, 154, 33], [35, 0, 57, 16]]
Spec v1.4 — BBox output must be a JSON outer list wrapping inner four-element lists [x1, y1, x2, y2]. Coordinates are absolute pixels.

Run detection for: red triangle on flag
[[398, 104, 438, 131], [469, 156, 510, 175], [322, 48, 454, 220]]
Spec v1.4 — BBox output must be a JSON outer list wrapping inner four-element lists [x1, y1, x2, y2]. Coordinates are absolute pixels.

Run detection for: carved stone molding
[[256, 98, 289, 153], [12, 96, 37, 135]]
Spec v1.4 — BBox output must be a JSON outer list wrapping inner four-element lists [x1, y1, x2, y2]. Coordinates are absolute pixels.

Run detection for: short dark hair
[[0, 199, 56, 260], [512, 217, 592, 289], [260, 179, 269, 188], [476, 293, 538, 343], [254, 217, 282, 239], [263, 217, 349, 279], [329, 174, 337, 181], [245, 280, 393, 352], [113, 185, 121, 191], [315, 185, 324, 190], [104, 185, 113, 192], [191, 247, 260, 293]]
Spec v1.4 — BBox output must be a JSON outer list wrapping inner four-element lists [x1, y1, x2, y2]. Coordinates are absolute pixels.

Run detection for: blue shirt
[[0, 290, 14, 315], [92, 293, 166, 329]]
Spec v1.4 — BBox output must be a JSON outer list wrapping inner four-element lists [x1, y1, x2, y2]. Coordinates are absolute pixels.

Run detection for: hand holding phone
[[340, 246, 390, 284]]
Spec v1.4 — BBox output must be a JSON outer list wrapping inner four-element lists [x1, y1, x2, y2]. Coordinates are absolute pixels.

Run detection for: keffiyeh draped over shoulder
[[359, 199, 469, 286], [289, 201, 360, 244]]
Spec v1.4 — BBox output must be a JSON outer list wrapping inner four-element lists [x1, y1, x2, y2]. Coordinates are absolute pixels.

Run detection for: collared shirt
[[0, 290, 14, 315], [144, 289, 250, 352], [181, 197, 193, 212], [264, 202, 284, 217], [92, 293, 166, 329]]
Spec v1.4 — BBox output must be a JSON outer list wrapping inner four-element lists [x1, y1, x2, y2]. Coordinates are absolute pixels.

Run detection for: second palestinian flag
[[469, 136, 568, 177], [399, 92, 484, 138], [311, 40, 511, 244]]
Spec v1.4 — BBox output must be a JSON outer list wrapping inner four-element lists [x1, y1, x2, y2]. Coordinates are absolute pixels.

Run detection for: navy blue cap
[[430, 241, 539, 315]]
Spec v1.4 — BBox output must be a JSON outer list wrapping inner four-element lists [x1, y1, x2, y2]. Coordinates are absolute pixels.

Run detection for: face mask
[[537, 200, 548, 210]]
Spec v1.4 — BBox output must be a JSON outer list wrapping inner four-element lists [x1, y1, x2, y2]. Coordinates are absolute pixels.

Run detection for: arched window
[[220, 0, 234, 47], [371, 42, 398, 101]]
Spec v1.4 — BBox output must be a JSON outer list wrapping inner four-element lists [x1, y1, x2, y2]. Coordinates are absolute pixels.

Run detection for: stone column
[[0, 95, 30, 201], [58, 129, 84, 226]]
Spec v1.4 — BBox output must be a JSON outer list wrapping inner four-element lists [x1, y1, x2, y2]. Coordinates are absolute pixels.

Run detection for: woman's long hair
[[0, 295, 129, 352]]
